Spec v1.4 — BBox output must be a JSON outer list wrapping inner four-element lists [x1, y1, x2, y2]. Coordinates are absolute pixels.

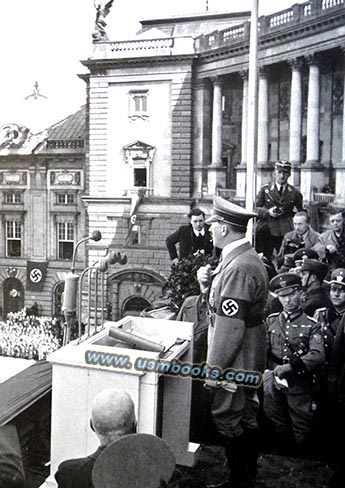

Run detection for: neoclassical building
[[0, 108, 86, 317], [81, 0, 345, 319]]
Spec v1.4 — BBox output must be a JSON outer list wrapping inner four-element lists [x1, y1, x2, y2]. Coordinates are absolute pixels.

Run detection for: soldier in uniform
[[313, 268, 345, 469], [263, 273, 324, 455], [197, 196, 268, 488], [299, 258, 331, 316], [256, 160, 304, 260]]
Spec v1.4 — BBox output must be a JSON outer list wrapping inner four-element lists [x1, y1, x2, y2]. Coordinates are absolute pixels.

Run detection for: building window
[[58, 222, 74, 260], [131, 225, 140, 245], [4, 192, 22, 204], [6, 221, 22, 257], [134, 167, 147, 187], [128, 90, 149, 120], [57, 193, 75, 205]]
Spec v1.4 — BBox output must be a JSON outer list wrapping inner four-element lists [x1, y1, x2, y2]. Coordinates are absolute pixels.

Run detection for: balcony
[[125, 188, 154, 198]]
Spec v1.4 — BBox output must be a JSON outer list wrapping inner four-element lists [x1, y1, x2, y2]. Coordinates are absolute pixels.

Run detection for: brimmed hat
[[324, 268, 345, 287], [275, 160, 292, 172], [206, 196, 257, 230], [269, 272, 302, 296], [300, 258, 328, 281], [293, 248, 319, 265]]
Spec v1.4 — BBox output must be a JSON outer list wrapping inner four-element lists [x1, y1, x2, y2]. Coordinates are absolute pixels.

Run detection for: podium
[[41, 316, 200, 488]]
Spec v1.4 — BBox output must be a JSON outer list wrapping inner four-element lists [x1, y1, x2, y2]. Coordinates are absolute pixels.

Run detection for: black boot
[[224, 434, 256, 488], [243, 428, 260, 482]]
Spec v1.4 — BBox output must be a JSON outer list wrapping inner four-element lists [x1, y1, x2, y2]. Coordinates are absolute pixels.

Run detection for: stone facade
[[0, 109, 86, 318], [81, 1, 345, 320]]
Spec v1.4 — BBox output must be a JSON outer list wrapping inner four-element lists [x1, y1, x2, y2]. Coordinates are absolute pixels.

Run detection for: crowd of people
[[166, 160, 344, 488]]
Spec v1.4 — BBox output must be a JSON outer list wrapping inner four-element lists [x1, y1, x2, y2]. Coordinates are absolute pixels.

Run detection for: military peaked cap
[[293, 248, 319, 264], [206, 196, 257, 229], [275, 160, 292, 172], [300, 258, 328, 281], [269, 272, 302, 296], [325, 268, 345, 287]]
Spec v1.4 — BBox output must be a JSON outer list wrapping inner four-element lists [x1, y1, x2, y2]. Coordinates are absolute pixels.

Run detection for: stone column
[[334, 49, 345, 206], [208, 77, 226, 195], [256, 67, 271, 192], [288, 58, 303, 187], [257, 67, 269, 166], [300, 54, 324, 203], [236, 70, 248, 200], [193, 80, 207, 197]]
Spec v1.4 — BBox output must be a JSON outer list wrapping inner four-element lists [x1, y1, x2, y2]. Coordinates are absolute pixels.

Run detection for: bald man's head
[[91, 388, 136, 446]]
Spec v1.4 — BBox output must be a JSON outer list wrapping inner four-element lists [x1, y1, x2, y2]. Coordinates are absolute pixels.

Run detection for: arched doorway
[[122, 296, 151, 317], [3, 278, 24, 318], [53, 282, 65, 318], [108, 268, 166, 321]]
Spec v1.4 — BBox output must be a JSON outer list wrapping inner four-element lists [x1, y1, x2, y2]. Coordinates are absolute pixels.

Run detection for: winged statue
[[93, 0, 114, 41]]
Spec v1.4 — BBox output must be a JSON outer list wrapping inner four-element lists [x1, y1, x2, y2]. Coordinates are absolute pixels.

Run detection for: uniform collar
[[221, 237, 249, 261], [282, 308, 303, 321]]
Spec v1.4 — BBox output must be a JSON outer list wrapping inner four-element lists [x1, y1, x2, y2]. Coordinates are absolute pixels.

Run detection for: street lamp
[[78, 251, 127, 338], [62, 230, 102, 345]]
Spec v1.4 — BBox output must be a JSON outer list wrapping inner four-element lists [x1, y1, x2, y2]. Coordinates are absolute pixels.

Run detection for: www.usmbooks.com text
[[85, 350, 262, 387]]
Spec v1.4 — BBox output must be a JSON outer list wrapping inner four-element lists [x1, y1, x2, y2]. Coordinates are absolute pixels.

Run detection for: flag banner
[[26, 261, 48, 292]]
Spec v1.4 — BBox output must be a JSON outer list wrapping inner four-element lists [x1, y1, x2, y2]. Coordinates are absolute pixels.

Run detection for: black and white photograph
[[0, 0, 344, 487]]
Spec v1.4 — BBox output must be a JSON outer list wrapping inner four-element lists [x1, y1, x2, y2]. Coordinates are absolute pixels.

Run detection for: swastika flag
[[26, 261, 48, 292]]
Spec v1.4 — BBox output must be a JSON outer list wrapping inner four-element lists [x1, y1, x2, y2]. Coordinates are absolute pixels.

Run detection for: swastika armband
[[216, 297, 248, 320]]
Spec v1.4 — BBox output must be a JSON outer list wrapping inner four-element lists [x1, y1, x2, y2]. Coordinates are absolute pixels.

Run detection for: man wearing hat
[[299, 258, 331, 316], [263, 273, 324, 455], [314, 268, 345, 480], [197, 196, 268, 488], [256, 160, 304, 260]]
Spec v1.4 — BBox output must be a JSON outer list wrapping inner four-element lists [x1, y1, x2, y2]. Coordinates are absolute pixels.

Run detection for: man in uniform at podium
[[197, 196, 269, 488]]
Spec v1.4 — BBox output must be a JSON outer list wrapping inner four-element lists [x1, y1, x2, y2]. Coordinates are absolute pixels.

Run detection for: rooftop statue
[[92, 0, 114, 42]]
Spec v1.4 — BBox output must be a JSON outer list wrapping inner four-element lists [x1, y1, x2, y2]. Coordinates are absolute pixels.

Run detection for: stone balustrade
[[91, 36, 195, 59], [196, 0, 344, 53]]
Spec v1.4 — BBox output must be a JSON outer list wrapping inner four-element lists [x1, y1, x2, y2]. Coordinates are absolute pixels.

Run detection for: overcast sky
[[0, 0, 306, 132]]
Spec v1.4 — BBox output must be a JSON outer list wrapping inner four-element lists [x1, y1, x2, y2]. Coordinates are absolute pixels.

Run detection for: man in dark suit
[[256, 160, 304, 260], [54, 388, 136, 488], [166, 208, 214, 264], [197, 196, 269, 488]]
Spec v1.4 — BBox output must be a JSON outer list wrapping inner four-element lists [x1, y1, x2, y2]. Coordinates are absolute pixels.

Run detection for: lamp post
[[246, 0, 259, 244], [78, 251, 127, 339], [62, 230, 102, 345]]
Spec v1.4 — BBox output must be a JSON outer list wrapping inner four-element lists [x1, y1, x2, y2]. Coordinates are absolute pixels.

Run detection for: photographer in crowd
[[256, 160, 304, 262]]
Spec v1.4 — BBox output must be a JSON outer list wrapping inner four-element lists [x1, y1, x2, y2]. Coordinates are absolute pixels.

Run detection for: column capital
[[288, 57, 304, 71], [305, 53, 320, 66], [239, 69, 248, 81], [259, 66, 269, 78], [210, 76, 223, 87], [194, 79, 208, 90]]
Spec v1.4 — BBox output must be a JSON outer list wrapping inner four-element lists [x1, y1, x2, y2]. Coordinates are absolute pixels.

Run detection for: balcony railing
[[312, 191, 335, 204], [196, 0, 345, 53]]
